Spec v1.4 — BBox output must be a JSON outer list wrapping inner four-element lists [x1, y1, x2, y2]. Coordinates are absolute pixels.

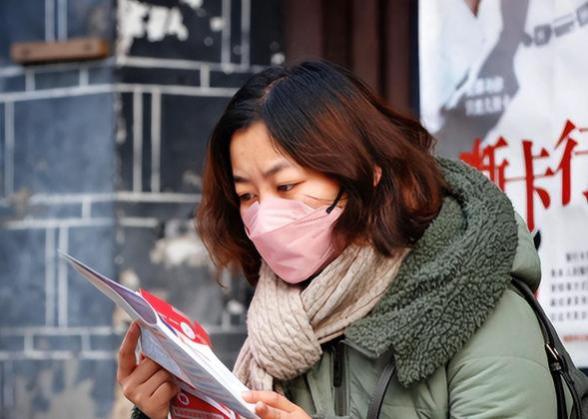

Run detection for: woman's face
[[230, 121, 345, 213]]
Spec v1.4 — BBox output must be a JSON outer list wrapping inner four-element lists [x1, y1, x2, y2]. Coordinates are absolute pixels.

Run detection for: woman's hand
[[116, 321, 180, 419], [242, 390, 311, 419]]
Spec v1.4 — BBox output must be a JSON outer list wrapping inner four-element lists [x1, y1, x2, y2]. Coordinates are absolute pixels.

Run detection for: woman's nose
[[257, 190, 281, 204], [257, 196, 275, 206]]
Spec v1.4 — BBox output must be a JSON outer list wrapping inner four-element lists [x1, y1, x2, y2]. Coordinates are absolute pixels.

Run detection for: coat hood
[[344, 157, 541, 387]]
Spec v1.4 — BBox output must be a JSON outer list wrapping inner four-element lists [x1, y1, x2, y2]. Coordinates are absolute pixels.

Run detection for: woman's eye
[[239, 193, 252, 202], [277, 184, 295, 192]]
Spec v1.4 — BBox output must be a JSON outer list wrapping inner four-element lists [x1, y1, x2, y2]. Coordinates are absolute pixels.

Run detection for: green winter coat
[[279, 158, 574, 419]]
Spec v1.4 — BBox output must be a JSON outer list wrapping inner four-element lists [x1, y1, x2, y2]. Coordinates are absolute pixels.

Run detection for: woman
[[118, 59, 571, 419]]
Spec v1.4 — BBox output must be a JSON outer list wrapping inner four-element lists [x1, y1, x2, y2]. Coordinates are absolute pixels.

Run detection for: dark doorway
[[283, 0, 420, 117]]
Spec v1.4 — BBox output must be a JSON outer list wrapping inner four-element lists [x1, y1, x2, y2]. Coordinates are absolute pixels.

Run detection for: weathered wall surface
[[0, 1, 283, 418]]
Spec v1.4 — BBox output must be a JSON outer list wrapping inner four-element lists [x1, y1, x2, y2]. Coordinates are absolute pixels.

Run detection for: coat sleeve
[[130, 405, 150, 419], [446, 288, 560, 419], [447, 355, 558, 418]]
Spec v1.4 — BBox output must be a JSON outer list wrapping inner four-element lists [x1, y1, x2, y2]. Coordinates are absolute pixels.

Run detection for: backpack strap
[[511, 277, 583, 419], [366, 356, 396, 419]]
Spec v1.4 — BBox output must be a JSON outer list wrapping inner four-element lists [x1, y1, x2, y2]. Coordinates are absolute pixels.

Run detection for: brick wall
[[0, 1, 283, 418]]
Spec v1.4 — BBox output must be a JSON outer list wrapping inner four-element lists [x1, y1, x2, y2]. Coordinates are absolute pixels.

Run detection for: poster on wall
[[419, 0, 588, 367]]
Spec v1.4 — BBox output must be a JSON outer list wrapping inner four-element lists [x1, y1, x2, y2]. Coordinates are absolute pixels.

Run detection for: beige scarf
[[233, 242, 409, 391]]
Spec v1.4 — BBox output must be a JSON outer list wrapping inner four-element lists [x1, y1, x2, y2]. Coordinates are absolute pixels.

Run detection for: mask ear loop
[[326, 188, 345, 214]]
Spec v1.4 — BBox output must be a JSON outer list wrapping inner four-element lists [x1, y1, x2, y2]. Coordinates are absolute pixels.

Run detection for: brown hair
[[195, 59, 447, 285]]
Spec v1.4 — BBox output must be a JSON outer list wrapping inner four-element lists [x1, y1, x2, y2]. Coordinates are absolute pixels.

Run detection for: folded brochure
[[59, 251, 258, 419]]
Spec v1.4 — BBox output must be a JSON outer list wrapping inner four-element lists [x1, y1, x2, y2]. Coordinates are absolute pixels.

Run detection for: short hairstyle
[[195, 59, 447, 285]]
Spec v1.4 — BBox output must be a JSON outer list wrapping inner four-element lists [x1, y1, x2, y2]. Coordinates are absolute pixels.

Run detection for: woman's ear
[[373, 165, 382, 186]]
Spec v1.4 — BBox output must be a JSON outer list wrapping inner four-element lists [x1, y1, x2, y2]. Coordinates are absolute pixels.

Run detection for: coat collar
[[344, 158, 527, 388]]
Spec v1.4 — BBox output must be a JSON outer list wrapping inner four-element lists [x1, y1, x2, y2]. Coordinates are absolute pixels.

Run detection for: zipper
[[333, 339, 348, 416]]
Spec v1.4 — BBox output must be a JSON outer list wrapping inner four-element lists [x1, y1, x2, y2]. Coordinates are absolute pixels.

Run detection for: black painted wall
[[0, 1, 283, 417]]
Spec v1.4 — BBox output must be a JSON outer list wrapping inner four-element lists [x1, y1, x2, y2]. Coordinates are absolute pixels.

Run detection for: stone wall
[[0, 1, 283, 418]]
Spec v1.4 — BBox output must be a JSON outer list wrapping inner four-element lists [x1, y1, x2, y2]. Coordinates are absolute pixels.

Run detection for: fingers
[[255, 401, 287, 419], [119, 357, 163, 404], [151, 381, 180, 406], [117, 321, 140, 382], [243, 391, 311, 419], [120, 363, 175, 415], [141, 368, 175, 397], [130, 357, 164, 386], [253, 401, 283, 419], [242, 391, 296, 413]]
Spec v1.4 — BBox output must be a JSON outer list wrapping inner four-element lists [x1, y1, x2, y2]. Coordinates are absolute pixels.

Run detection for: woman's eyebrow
[[233, 160, 293, 183]]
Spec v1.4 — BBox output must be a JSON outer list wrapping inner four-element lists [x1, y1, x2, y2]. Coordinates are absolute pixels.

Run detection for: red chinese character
[[575, 126, 588, 203], [520, 140, 551, 231], [550, 120, 588, 204], [460, 137, 509, 190], [545, 120, 579, 205]]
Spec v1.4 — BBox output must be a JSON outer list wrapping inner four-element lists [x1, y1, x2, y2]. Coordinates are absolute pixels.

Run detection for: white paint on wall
[[181, 0, 203, 9], [149, 221, 212, 270], [210, 16, 225, 32], [146, 6, 188, 42], [117, 0, 149, 56], [271, 53, 285, 65], [117, 0, 190, 56]]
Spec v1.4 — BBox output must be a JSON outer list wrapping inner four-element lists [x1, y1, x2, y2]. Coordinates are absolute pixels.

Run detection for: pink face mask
[[240, 190, 345, 284]]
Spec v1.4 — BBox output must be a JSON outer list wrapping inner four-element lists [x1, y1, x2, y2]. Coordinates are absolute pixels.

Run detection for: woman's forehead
[[230, 123, 275, 158], [230, 123, 299, 172]]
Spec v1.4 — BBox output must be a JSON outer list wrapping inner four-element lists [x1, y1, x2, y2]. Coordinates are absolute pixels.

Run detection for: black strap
[[511, 278, 571, 419], [366, 357, 396, 419]]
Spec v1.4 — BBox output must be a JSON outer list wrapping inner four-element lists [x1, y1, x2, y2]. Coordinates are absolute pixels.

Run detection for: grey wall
[[0, 1, 283, 418]]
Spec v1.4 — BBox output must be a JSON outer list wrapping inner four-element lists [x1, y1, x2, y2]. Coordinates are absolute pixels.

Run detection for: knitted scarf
[[233, 242, 409, 391]]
